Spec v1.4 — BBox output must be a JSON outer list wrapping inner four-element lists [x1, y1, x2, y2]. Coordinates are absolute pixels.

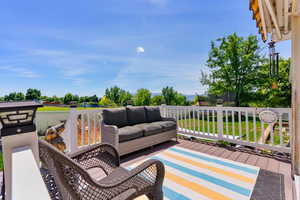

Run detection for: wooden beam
[[264, 0, 282, 39], [263, 0, 273, 32], [284, 0, 290, 33], [276, 0, 284, 27], [259, 0, 268, 39]]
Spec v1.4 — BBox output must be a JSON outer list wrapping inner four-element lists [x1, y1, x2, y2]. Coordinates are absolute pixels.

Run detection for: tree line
[[0, 86, 192, 106]]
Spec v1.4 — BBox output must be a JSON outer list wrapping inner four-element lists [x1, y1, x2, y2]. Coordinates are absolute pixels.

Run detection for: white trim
[[264, 0, 282, 39], [259, 0, 268, 39], [295, 175, 300, 200], [284, 0, 290, 33], [12, 147, 51, 200]]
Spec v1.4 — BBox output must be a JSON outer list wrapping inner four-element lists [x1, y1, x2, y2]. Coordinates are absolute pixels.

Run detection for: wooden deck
[[121, 139, 293, 200]]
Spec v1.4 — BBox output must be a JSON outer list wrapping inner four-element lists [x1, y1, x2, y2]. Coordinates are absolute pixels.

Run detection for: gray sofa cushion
[[134, 123, 163, 136], [145, 106, 162, 123], [126, 107, 147, 125], [151, 121, 177, 131], [102, 108, 128, 128], [118, 126, 144, 143]]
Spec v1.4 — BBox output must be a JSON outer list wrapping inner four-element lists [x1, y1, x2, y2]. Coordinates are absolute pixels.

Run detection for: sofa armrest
[[101, 121, 119, 150], [162, 117, 176, 122]]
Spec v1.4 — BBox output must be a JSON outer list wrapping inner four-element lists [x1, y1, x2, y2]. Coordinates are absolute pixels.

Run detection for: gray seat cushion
[[102, 108, 128, 128], [145, 106, 162, 123], [126, 107, 147, 125], [118, 126, 144, 143], [134, 123, 163, 136], [151, 121, 177, 131]]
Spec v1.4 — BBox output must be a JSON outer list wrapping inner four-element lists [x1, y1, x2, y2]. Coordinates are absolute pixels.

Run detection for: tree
[[4, 92, 25, 101], [151, 95, 165, 105], [201, 33, 263, 106], [89, 95, 98, 103], [15, 92, 25, 101], [73, 95, 79, 102], [98, 96, 115, 106], [162, 86, 177, 105], [0, 97, 4, 102], [194, 94, 206, 105], [175, 93, 188, 105], [119, 91, 133, 106], [253, 58, 291, 107], [79, 96, 89, 103], [63, 93, 74, 104], [134, 89, 151, 106], [105, 86, 123, 105], [26, 88, 41, 100]]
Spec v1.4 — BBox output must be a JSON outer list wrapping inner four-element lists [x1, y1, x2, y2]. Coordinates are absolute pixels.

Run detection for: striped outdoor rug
[[131, 146, 260, 200]]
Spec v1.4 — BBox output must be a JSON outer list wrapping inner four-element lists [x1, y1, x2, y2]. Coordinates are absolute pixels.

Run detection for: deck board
[[121, 139, 293, 200]]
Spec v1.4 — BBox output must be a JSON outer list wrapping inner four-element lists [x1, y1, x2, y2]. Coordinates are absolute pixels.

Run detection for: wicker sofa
[[101, 106, 177, 156]]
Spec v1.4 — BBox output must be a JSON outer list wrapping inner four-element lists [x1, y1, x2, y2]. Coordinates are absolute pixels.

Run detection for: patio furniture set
[[40, 106, 176, 200]]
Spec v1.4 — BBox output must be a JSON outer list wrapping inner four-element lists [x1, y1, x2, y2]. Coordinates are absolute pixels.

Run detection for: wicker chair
[[39, 140, 165, 200]]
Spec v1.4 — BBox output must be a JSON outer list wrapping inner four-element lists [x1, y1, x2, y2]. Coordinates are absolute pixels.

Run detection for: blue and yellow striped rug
[[131, 146, 260, 200]]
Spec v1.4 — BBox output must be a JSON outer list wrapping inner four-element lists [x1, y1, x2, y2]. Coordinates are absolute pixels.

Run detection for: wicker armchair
[[39, 140, 165, 200]]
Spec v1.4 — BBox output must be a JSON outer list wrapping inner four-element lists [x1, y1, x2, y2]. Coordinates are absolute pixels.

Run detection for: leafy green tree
[[98, 96, 115, 106], [73, 95, 79, 102], [119, 91, 133, 106], [201, 33, 262, 106], [194, 94, 206, 105], [26, 88, 41, 100], [105, 86, 123, 105], [134, 88, 151, 106], [253, 58, 291, 107], [52, 96, 62, 103], [79, 96, 89, 103], [162, 86, 177, 105], [175, 93, 188, 105], [15, 92, 25, 101], [89, 95, 98, 103], [63, 93, 74, 104], [4, 92, 25, 101], [0, 97, 4, 102], [151, 95, 165, 105]]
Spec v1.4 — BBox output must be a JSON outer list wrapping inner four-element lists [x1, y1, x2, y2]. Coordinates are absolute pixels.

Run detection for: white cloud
[[0, 66, 40, 78], [136, 46, 145, 54]]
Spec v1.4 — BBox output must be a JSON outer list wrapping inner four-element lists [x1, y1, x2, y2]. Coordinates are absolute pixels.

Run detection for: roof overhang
[[250, 0, 300, 42]]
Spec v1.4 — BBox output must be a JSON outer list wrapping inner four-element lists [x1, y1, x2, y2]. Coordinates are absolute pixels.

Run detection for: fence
[[62, 105, 291, 154], [161, 105, 291, 153]]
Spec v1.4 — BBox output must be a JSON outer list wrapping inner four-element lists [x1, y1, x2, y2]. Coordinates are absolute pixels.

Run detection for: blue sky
[[0, 0, 291, 97]]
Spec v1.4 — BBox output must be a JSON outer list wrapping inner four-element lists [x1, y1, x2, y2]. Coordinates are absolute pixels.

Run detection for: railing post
[[160, 104, 167, 117], [62, 107, 78, 153], [217, 104, 224, 140]]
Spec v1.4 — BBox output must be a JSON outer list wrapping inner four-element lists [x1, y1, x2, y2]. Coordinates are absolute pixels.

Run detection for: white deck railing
[[62, 105, 291, 154], [62, 109, 103, 153], [161, 105, 291, 153]]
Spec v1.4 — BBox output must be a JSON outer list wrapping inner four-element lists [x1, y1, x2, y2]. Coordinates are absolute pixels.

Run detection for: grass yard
[[178, 118, 289, 145]]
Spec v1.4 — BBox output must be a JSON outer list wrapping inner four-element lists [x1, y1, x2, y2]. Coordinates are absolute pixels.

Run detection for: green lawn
[[178, 118, 289, 145]]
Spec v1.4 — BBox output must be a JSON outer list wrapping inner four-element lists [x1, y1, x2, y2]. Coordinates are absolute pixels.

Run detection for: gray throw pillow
[[102, 108, 128, 128], [126, 106, 147, 125], [145, 106, 162, 122]]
